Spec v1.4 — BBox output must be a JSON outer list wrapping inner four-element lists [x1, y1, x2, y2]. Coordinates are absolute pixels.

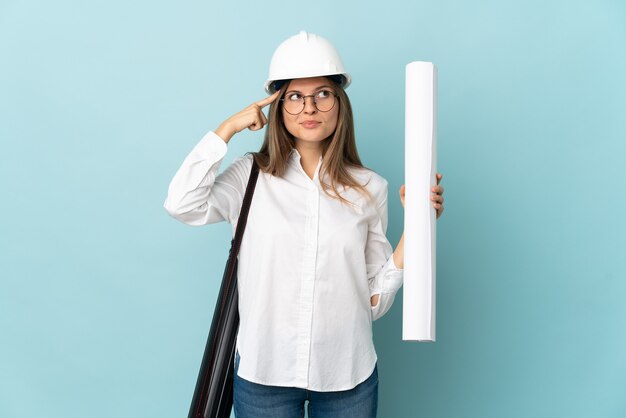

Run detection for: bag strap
[[229, 157, 260, 257]]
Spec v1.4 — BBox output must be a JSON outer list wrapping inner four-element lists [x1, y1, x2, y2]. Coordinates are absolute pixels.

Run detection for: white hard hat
[[264, 31, 352, 94]]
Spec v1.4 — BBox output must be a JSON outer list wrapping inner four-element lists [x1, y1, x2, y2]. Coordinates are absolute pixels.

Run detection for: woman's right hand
[[215, 91, 281, 143]]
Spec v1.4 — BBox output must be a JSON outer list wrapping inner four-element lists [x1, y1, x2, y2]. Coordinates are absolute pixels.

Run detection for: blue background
[[1, 0, 625, 417]]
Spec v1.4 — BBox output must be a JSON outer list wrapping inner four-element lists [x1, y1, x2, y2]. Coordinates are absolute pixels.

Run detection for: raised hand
[[431, 173, 444, 219], [215, 90, 281, 143], [399, 173, 445, 219]]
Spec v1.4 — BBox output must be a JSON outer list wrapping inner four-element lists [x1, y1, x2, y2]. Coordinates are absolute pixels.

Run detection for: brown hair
[[248, 78, 374, 207]]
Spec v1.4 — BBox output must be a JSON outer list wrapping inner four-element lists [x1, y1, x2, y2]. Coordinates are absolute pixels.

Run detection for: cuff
[[389, 254, 404, 271], [370, 257, 404, 295], [193, 130, 228, 161]]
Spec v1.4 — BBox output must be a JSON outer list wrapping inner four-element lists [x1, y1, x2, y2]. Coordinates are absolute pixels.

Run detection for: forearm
[[370, 232, 405, 306], [215, 121, 235, 144], [163, 132, 227, 224], [392, 232, 405, 269]]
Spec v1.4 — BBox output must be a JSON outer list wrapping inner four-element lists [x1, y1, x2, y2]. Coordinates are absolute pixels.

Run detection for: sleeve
[[163, 131, 253, 226], [366, 177, 404, 321]]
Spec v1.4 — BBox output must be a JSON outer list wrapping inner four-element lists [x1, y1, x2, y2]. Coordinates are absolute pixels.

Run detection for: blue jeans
[[233, 351, 378, 418]]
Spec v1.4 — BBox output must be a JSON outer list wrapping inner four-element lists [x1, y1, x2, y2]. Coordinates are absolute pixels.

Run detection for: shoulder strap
[[230, 157, 260, 257]]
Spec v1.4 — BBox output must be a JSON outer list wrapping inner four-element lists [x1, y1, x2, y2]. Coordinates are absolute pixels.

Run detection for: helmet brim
[[264, 73, 351, 94]]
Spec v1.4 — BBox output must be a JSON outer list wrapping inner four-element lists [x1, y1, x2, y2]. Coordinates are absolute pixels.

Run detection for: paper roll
[[403, 61, 437, 342]]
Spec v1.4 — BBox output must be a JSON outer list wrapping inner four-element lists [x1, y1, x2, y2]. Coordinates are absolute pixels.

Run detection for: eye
[[287, 93, 303, 102], [316, 90, 332, 99]]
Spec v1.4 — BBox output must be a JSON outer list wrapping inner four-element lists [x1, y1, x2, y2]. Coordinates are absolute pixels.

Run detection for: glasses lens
[[284, 93, 304, 114], [314, 90, 335, 112]]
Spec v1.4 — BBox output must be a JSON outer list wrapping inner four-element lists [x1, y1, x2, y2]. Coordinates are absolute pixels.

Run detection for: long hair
[[249, 77, 374, 207]]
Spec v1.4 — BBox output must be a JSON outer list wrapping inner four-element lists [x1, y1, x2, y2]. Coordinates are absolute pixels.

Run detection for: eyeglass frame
[[279, 90, 339, 115]]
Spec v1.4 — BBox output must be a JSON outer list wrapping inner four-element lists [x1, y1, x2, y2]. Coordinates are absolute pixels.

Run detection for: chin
[[299, 130, 333, 142]]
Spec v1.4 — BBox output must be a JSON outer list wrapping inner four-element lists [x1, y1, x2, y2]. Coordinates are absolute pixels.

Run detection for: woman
[[164, 31, 444, 418]]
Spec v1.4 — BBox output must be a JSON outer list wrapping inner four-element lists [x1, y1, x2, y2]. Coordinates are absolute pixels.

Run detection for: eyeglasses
[[280, 89, 338, 115]]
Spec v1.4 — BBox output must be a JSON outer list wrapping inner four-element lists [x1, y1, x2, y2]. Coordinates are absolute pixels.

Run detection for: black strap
[[188, 156, 260, 418], [230, 156, 260, 258]]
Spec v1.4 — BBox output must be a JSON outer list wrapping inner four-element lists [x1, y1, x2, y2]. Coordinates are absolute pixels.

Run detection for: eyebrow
[[285, 85, 334, 94]]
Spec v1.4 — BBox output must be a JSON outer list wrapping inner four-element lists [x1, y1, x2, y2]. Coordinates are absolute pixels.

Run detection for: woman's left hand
[[399, 173, 445, 219]]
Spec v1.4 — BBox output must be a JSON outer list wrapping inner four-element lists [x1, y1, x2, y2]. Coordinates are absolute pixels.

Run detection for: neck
[[294, 140, 323, 166]]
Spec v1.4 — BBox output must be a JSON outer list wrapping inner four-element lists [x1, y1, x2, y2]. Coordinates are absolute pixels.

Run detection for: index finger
[[255, 90, 281, 108]]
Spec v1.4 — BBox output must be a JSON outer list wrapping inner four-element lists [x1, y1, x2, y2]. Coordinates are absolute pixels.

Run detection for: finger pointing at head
[[255, 90, 281, 108]]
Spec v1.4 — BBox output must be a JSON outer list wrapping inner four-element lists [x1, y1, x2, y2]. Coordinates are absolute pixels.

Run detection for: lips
[[301, 120, 321, 128]]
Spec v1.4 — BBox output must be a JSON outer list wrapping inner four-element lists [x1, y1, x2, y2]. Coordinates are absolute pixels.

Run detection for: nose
[[303, 95, 317, 114]]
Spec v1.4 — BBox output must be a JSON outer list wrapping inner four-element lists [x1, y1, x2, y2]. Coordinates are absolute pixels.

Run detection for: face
[[281, 77, 339, 146]]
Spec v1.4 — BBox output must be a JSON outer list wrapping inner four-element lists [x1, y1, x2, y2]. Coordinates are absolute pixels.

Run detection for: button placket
[[294, 188, 320, 386]]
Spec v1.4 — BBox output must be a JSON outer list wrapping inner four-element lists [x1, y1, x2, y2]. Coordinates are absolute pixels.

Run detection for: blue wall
[[1, 1, 625, 417]]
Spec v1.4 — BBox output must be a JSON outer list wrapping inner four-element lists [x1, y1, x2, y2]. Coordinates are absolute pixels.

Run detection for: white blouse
[[164, 131, 404, 391]]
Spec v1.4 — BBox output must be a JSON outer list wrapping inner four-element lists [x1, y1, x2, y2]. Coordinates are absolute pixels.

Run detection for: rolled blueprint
[[403, 61, 437, 342]]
